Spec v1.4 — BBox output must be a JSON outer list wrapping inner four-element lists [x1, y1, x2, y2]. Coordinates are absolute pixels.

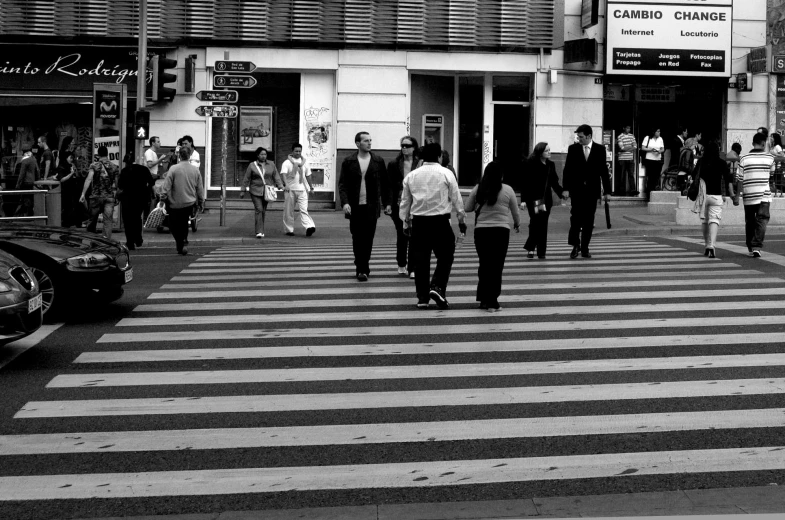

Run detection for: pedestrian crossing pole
[[219, 51, 229, 227], [135, 0, 147, 166]]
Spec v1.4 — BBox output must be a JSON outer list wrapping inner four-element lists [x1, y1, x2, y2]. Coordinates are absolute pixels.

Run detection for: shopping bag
[[264, 185, 277, 202], [144, 202, 167, 229]]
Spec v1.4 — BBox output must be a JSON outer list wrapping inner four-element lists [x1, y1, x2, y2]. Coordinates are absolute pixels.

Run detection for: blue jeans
[[87, 196, 115, 239]]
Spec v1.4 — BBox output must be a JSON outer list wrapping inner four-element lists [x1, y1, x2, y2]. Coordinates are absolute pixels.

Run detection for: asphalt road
[[0, 233, 784, 519]]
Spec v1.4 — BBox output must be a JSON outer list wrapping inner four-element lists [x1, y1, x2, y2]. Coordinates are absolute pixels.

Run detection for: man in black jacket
[[338, 131, 386, 281], [562, 124, 611, 258]]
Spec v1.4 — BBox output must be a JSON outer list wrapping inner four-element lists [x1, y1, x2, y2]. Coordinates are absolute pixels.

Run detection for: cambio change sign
[[606, 0, 732, 77]]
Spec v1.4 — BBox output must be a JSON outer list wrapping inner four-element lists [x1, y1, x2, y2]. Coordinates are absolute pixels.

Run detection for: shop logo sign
[[96, 91, 120, 120]]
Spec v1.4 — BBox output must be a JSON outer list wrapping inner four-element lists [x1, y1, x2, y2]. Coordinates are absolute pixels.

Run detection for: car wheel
[[26, 263, 59, 317]]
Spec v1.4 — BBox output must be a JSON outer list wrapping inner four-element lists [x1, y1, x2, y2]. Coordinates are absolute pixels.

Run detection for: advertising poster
[[238, 106, 273, 152], [606, 0, 732, 77], [94, 136, 121, 168]]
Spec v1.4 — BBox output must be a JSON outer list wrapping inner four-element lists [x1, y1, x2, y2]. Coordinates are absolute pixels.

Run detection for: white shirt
[[280, 157, 309, 191], [189, 150, 200, 168], [399, 162, 466, 221], [643, 136, 664, 161], [144, 148, 160, 177]]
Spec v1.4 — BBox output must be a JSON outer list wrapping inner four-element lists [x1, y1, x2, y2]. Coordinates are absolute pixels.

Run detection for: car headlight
[[67, 252, 111, 269], [0, 281, 12, 293], [115, 253, 129, 270]]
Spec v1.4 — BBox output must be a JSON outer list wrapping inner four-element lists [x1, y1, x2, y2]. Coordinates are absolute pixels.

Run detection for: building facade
[[0, 0, 769, 205]]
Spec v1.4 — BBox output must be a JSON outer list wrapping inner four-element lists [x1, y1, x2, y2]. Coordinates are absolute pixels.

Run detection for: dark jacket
[[521, 157, 564, 208], [382, 154, 417, 208], [338, 151, 385, 218], [562, 141, 611, 200], [118, 164, 155, 204]]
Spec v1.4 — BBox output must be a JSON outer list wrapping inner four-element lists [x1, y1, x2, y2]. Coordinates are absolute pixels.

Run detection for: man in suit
[[562, 124, 612, 258], [338, 131, 386, 281]]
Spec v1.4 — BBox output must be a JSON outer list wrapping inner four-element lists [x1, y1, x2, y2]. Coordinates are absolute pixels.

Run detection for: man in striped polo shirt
[[616, 125, 638, 195], [738, 132, 774, 257]]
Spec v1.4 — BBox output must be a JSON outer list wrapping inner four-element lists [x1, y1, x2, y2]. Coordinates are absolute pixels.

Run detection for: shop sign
[[94, 137, 121, 167], [95, 90, 121, 121], [634, 86, 675, 103], [582, 0, 599, 29], [605, 0, 733, 78], [774, 55, 785, 74], [736, 72, 752, 92], [0, 44, 158, 92], [747, 46, 769, 74], [603, 85, 630, 101], [425, 115, 443, 125]]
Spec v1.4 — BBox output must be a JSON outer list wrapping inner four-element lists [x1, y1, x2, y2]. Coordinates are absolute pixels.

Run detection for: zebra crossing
[[4, 237, 785, 512]]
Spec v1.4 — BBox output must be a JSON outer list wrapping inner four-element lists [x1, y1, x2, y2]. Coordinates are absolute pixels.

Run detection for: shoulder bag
[[533, 168, 549, 214], [254, 161, 278, 202]]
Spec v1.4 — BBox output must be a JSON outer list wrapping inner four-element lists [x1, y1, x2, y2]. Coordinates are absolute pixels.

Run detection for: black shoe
[[286, 232, 295, 236], [306, 227, 316, 237], [357, 273, 368, 281], [570, 246, 580, 259], [126, 242, 136, 251], [704, 248, 710, 257], [429, 285, 450, 310], [581, 251, 592, 258], [136, 239, 144, 248], [708, 248, 716, 259], [179, 246, 188, 256], [417, 300, 429, 309], [526, 251, 534, 259]]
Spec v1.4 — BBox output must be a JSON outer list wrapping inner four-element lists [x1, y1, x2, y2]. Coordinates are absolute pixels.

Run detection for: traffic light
[[151, 54, 177, 102], [134, 110, 150, 140]]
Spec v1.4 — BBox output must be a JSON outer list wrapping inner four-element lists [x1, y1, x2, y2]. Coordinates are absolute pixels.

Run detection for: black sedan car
[[0, 249, 42, 345], [0, 224, 132, 318]]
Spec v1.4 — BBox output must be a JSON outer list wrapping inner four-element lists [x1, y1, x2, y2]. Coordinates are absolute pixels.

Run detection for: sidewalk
[[134, 204, 785, 250]]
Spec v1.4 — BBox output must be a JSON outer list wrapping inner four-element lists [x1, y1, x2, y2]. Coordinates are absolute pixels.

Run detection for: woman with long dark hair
[[240, 147, 283, 238], [520, 142, 565, 259], [465, 160, 520, 312], [383, 135, 419, 277], [692, 141, 735, 258]]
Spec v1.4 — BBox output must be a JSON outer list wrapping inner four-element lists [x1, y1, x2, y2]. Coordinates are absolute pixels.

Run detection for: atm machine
[[422, 114, 443, 145]]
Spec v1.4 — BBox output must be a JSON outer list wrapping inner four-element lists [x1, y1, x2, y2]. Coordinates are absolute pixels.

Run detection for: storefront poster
[[94, 136, 121, 168], [605, 0, 732, 77], [777, 76, 785, 138], [238, 107, 273, 153]]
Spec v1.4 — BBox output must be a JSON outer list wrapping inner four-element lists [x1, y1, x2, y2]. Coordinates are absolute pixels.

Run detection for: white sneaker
[[409, 271, 416, 279], [256, 233, 263, 238], [753, 250, 762, 258], [397, 266, 407, 275]]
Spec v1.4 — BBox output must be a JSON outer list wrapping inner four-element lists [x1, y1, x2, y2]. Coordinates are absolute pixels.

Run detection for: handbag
[[687, 160, 702, 201], [533, 168, 550, 214], [254, 161, 278, 202], [144, 202, 167, 229]]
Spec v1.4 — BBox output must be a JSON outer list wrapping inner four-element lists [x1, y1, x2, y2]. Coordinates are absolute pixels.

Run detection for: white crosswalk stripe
[[6, 237, 785, 506]]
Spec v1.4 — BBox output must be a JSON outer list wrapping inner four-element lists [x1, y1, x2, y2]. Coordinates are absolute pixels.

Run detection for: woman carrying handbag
[[241, 147, 283, 238], [520, 142, 565, 259]]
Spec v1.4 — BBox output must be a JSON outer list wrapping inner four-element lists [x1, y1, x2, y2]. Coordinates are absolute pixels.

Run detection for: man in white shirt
[[400, 142, 466, 310], [181, 135, 200, 168], [144, 136, 167, 179], [280, 143, 316, 236]]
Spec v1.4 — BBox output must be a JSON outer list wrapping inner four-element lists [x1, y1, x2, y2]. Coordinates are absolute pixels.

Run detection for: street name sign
[[213, 75, 257, 89], [196, 90, 239, 102], [195, 105, 238, 118], [215, 61, 257, 73]]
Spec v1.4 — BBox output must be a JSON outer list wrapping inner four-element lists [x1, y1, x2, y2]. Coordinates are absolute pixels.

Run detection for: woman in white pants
[[693, 141, 736, 258]]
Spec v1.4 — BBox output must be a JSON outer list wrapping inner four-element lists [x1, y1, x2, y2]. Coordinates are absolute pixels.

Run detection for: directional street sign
[[195, 105, 238, 118], [196, 90, 239, 102], [215, 60, 257, 73], [213, 75, 257, 89]]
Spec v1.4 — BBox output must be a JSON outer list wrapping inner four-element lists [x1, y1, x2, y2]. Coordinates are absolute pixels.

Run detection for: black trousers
[[643, 159, 662, 195], [389, 210, 412, 269], [523, 204, 551, 257], [411, 214, 455, 301], [349, 205, 377, 275], [474, 226, 510, 306], [744, 202, 770, 250], [168, 204, 194, 252], [121, 199, 145, 247], [568, 195, 598, 252]]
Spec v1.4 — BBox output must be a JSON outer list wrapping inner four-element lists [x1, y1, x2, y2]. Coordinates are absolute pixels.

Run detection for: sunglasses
[[401, 143, 414, 148]]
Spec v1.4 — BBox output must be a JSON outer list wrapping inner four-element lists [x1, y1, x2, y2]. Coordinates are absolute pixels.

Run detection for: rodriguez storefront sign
[[606, 0, 732, 77], [0, 44, 162, 92]]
